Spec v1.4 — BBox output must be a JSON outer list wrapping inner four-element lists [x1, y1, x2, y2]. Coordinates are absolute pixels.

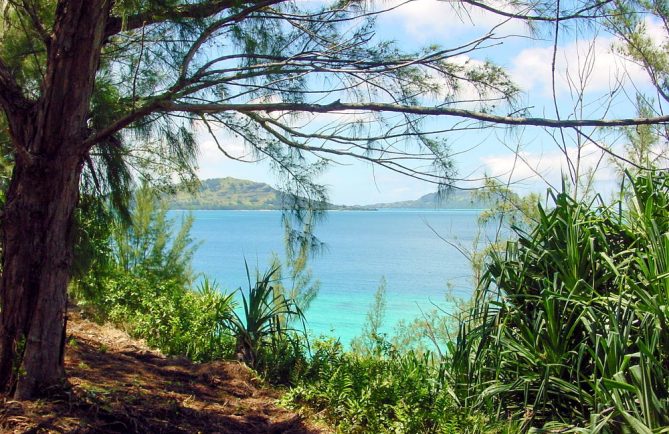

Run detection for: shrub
[[285, 336, 515, 433], [130, 278, 236, 362], [72, 186, 237, 362], [452, 172, 669, 431], [227, 264, 307, 374]]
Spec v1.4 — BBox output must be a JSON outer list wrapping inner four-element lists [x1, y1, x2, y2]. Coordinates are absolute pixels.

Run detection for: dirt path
[[0, 312, 328, 433]]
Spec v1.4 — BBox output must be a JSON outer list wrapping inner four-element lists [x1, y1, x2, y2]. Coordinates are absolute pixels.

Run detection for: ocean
[[171, 209, 498, 344]]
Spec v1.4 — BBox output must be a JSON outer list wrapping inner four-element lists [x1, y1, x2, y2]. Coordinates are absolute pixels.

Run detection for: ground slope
[[0, 311, 327, 434]]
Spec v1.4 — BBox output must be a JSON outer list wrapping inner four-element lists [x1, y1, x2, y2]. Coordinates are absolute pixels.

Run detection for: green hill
[[168, 178, 286, 210], [168, 177, 488, 210], [361, 191, 488, 209]]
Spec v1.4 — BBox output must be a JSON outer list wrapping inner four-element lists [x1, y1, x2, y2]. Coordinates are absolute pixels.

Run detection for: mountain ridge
[[168, 177, 488, 210]]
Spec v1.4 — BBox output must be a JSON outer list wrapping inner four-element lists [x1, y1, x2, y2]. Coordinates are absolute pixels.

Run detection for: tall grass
[[452, 172, 669, 431]]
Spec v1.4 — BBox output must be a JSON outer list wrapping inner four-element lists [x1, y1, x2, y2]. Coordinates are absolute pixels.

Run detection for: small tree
[[351, 277, 388, 355], [113, 185, 197, 287], [72, 184, 198, 309]]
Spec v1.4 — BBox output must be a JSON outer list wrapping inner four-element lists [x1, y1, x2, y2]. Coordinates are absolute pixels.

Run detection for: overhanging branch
[[460, 0, 614, 22], [105, 0, 286, 37], [86, 97, 669, 150], [156, 101, 669, 128]]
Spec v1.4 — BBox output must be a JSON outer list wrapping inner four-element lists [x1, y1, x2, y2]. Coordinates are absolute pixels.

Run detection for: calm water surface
[[172, 209, 493, 343]]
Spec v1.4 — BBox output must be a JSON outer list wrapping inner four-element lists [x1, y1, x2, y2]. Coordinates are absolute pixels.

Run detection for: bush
[[255, 333, 309, 385], [284, 336, 513, 433], [452, 172, 669, 431], [130, 278, 236, 362], [227, 264, 308, 380], [72, 186, 237, 362]]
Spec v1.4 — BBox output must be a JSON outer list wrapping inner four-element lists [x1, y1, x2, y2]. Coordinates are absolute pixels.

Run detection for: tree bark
[[0, 154, 84, 397], [0, 0, 110, 399]]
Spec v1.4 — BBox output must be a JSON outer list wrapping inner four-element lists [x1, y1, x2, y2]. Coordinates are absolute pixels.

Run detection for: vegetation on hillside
[[277, 172, 669, 433], [73, 186, 237, 363], [453, 174, 669, 430], [365, 191, 491, 210], [169, 178, 286, 210], [62, 170, 669, 433]]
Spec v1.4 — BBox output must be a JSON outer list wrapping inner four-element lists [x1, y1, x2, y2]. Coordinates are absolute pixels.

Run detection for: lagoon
[[173, 209, 495, 344]]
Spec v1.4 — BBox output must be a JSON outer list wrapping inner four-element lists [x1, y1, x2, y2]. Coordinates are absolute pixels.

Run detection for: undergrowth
[[71, 173, 669, 433]]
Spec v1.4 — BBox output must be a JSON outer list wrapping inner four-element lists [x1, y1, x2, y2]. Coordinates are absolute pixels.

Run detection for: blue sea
[[171, 209, 497, 344]]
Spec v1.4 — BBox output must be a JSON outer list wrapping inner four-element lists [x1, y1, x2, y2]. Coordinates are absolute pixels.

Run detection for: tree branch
[[85, 98, 669, 151], [18, 0, 51, 45], [178, 0, 280, 82], [105, 0, 285, 37], [0, 57, 30, 112], [156, 101, 669, 128], [82, 103, 159, 148], [460, 0, 614, 22]]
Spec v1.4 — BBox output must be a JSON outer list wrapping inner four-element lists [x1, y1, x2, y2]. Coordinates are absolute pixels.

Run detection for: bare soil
[[0, 311, 328, 434]]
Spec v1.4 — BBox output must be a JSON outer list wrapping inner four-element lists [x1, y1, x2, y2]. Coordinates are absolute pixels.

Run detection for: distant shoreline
[[168, 207, 488, 212], [167, 177, 491, 211]]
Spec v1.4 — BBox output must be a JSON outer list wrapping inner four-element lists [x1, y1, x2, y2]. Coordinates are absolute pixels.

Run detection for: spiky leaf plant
[[453, 172, 669, 432], [228, 263, 307, 368]]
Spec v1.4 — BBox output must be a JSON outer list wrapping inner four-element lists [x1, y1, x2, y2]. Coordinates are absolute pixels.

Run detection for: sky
[[194, 0, 666, 205]]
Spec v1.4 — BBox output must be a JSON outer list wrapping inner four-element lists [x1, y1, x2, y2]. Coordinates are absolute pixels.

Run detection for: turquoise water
[[173, 209, 493, 343]]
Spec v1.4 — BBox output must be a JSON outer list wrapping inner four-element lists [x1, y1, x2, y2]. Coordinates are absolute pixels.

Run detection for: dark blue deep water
[[172, 209, 493, 343]]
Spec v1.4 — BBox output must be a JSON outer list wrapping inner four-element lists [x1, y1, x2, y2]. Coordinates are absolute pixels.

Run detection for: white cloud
[[196, 132, 256, 180], [480, 142, 618, 190], [199, 136, 248, 159], [509, 20, 669, 98], [378, 0, 529, 43], [510, 36, 650, 97], [644, 16, 667, 46], [379, 2, 663, 99]]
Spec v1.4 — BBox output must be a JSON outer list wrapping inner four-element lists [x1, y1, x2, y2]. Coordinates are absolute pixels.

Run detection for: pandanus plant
[[452, 172, 669, 432], [228, 263, 307, 368]]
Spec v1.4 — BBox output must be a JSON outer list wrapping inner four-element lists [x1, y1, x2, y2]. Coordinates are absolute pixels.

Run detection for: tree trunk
[[0, 0, 110, 399], [0, 154, 84, 398]]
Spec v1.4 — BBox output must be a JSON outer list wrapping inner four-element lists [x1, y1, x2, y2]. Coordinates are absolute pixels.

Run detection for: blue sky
[[194, 1, 665, 205]]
